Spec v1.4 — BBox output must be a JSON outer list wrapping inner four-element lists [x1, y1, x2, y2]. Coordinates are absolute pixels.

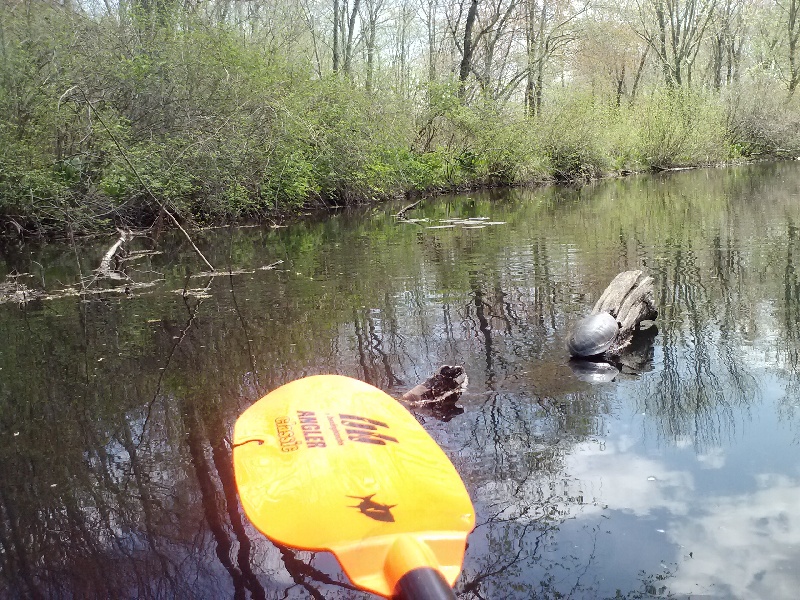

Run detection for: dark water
[[2, 162, 800, 599]]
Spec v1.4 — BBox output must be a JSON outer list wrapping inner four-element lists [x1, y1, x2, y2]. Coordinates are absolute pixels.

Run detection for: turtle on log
[[567, 270, 657, 358]]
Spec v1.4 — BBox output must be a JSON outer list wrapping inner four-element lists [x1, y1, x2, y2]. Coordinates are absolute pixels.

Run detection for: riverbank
[[2, 86, 788, 242], [3, 5, 800, 240], [2, 80, 794, 241]]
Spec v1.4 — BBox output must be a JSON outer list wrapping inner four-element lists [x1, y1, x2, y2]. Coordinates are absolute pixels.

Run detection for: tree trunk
[[363, 0, 382, 91], [524, 0, 536, 116], [629, 46, 648, 104], [789, 0, 800, 94], [534, 0, 547, 115], [615, 63, 626, 107], [712, 34, 724, 89], [366, 25, 376, 91], [343, 0, 361, 76], [458, 0, 479, 97], [427, 0, 437, 82], [333, 0, 340, 72]]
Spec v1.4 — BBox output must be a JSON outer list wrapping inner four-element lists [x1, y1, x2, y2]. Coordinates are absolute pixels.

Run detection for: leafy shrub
[[723, 78, 800, 158], [261, 150, 320, 211], [630, 89, 729, 169], [531, 93, 615, 180]]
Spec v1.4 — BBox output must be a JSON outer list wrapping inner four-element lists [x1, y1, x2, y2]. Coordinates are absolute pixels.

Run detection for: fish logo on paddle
[[347, 494, 396, 522]]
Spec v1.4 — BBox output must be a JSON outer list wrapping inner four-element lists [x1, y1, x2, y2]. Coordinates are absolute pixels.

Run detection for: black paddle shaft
[[392, 567, 457, 600]]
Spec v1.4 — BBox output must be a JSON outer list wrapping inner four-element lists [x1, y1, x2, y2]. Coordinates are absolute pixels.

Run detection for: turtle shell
[[567, 312, 619, 357]]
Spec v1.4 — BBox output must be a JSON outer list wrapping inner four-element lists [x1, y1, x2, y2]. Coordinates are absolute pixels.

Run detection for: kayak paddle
[[232, 374, 475, 599]]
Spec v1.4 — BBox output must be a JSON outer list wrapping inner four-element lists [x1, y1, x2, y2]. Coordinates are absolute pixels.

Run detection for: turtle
[[566, 311, 620, 358], [401, 365, 468, 406]]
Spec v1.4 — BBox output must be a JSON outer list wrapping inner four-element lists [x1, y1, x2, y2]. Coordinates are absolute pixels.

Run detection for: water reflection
[[3, 163, 800, 597], [568, 358, 621, 382], [668, 475, 800, 598]]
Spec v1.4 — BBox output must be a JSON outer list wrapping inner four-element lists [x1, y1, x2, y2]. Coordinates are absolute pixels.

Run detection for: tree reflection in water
[[3, 163, 800, 597]]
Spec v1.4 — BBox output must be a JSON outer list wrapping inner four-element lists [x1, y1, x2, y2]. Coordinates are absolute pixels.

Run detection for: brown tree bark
[[591, 270, 658, 353], [458, 0, 479, 97]]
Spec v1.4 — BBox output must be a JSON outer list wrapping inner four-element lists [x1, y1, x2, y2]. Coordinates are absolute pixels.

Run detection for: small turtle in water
[[401, 365, 468, 406], [567, 312, 620, 358]]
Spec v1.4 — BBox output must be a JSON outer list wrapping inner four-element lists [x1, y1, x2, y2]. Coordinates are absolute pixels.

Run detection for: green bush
[[412, 89, 549, 187], [723, 77, 800, 158], [261, 150, 320, 211], [630, 89, 729, 169], [3, 0, 799, 238], [531, 93, 615, 180]]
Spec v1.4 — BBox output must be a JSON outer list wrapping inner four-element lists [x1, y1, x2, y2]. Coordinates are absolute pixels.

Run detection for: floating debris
[[258, 260, 284, 270], [0, 282, 45, 305], [1, 276, 162, 304], [443, 217, 490, 223], [173, 286, 213, 299], [441, 217, 505, 227], [191, 269, 253, 278], [120, 249, 163, 262], [402, 365, 468, 406], [401, 214, 506, 230]]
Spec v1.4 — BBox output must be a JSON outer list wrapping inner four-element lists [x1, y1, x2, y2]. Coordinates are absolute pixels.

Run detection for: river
[[1, 162, 800, 599]]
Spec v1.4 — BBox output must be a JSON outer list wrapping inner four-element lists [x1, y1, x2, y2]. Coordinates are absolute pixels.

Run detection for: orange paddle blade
[[233, 375, 475, 598]]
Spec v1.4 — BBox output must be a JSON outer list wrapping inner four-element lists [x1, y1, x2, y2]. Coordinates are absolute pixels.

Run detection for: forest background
[[2, 0, 800, 237]]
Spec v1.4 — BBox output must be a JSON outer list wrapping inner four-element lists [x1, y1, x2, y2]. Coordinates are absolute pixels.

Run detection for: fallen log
[[590, 269, 657, 354], [97, 229, 134, 280]]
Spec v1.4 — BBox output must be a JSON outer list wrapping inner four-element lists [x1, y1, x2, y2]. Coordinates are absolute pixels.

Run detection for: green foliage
[[0, 1, 798, 237], [532, 93, 616, 180], [294, 78, 418, 200], [261, 150, 320, 211], [100, 140, 197, 209], [413, 85, 549, 187], [0, 124, 79, 233], [723, 77, 800, 157], [391, 149, 449, 190], [629, 89, 729, 169]]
